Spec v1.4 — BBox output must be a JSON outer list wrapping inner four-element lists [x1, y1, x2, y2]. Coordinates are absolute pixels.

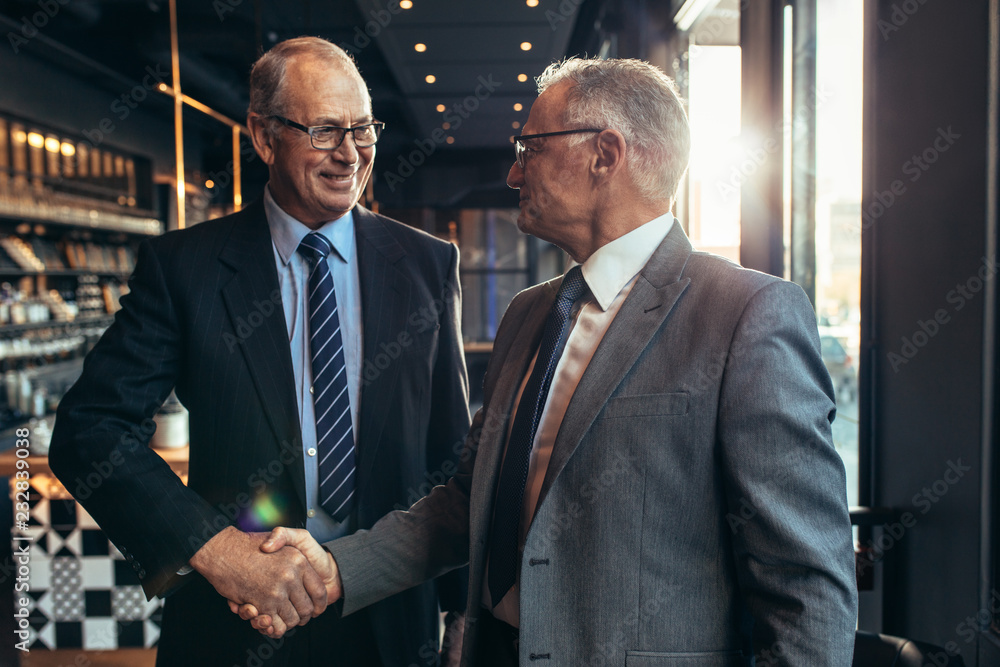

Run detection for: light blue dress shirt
[[264, 186, 363, 543]]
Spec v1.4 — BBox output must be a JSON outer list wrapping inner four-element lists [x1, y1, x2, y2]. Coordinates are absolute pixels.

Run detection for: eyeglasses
[[511, 128, 605, 168], [271, 115, 385, 150]]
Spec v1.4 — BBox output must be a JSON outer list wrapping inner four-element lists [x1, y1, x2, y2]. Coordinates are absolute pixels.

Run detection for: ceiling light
[[12, 130, 27, 143], [414, 43, 427, 52], [446, 136, 455, 144], [205, 179, 215, 189], [526, 0, 539, 5], [425, 74, 436, 83], [512, 121, 520, 129], [60, 142, 76, 157], [27, 132, 44, 149], [513, 103, 523, 111], [436, 104, 446, 112], [400, 0, 413, 7], [44, 137, 61, 153], [518, 73, 528, 82], [442, 122, 451, 130], [520, 42, 532, 51]]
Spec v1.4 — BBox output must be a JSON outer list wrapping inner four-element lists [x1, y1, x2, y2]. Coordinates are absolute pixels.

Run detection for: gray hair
[[536, 57, 690, 201], [249, 37, 366, 129]]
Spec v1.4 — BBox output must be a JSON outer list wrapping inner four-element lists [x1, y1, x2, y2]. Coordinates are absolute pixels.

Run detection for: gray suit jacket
[[327, 223, 858, 666]]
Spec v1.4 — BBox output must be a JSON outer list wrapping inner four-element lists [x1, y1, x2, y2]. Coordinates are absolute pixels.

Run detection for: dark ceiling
[[0, 0, 649, 207]]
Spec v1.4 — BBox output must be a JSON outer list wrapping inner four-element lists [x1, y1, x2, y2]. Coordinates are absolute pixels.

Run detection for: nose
[[506, 161, 524, 189], [331, 132, 361, 164]]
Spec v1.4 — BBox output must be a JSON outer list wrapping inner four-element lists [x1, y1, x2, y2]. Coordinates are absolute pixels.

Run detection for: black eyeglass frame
[[511, 128, 606, 168], [270, 115, 386, 150]]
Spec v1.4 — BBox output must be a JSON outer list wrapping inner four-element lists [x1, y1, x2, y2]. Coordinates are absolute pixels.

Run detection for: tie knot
[[298, 232, 333, 263], [556, 265, 587, 305]]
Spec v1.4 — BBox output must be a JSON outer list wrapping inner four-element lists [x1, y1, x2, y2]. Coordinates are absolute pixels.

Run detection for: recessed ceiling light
[[512, 121, 520, 129], [27, 132, 44, 149], [526, 0, 539, 6], [205, 179, 215, 189], [518, 73, 528, 82], [60, 142, 76, 157], [442, 122, 451, 130], [425, 74, 436, 83], [446, 136, 455, 144], [513, 103, 523, 111], [520, 42, 532, 51], [414, 43, 427, 52], [44, 137, 61, 153], [400, 0, 413, 8], [436, 104, 446, 112]]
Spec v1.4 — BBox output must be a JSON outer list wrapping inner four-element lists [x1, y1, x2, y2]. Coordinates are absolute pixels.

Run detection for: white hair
[[536, 57, 691, 201]]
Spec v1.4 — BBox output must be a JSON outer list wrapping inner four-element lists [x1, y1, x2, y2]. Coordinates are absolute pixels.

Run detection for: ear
[[591, 129, 627, 179], [247, 113, 278, 166]]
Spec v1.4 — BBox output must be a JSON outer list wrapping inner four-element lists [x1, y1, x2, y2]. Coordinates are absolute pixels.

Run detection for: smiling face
[[506, 80, 593, 254], [250, 54, 375, 227]]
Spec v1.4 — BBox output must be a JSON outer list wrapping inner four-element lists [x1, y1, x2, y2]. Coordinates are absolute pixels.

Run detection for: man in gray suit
[[238, 56, 858, 666]]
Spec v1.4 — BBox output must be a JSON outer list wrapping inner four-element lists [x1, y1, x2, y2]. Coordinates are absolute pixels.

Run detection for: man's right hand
[[189, 526, 328, 638], [227, 527, 343, 635]]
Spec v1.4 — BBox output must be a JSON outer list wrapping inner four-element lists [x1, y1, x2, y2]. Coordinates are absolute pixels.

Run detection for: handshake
[[189, 525, 341, 638]]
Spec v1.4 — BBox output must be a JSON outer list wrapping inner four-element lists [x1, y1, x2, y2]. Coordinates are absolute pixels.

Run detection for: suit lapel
[[536, 223, 694, 509], [218, 199, 306, 511], [469, 283, 556, 551], [353, 207, 412, 495]]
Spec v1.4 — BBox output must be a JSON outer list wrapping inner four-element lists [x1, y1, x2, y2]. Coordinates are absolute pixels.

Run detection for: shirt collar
[[580, 213, 674, 311], [264, 185, 356, 266]]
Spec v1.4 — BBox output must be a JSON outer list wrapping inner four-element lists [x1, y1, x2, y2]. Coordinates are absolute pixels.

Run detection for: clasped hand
[[191, 526, 342, 638]]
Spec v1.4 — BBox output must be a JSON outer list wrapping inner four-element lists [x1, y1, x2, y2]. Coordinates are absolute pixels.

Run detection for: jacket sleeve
[[717, 279, 858, 665], [48, 239, 228, 599]]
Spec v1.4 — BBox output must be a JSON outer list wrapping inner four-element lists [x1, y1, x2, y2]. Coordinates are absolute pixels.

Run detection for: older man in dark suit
[[242, 56, 857, 666], [49, 37, 469, 666]]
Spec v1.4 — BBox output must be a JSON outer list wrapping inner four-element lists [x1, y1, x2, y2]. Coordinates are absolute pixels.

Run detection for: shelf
[[0, 316, 114, 335], [0, 268, 131, 278], [0, 200, 162, 236]]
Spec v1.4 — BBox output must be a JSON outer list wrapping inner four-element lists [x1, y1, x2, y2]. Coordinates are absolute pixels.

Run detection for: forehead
[[524, 80, 573, 133], [282, 55, 372, 122]]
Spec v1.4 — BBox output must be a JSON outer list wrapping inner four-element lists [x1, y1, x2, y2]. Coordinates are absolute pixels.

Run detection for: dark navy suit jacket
[[50, 199, 471, 665]]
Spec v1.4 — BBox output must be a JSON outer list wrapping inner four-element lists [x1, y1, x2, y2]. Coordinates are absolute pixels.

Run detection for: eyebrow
[[312, 115, 374, 127]]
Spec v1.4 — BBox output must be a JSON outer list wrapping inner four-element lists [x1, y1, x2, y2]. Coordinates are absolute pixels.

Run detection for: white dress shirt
[[487, 213, 674, 626], [264, 187, 364, 543]]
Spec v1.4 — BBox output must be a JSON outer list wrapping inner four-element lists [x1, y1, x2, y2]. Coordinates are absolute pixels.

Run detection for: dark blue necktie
[[298, 232, 355, 522], [488, 266, 587, 606]]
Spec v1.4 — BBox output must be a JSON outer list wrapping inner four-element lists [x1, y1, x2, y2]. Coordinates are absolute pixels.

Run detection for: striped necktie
[[488, 265, 588, 606], [297, 232, 355, 522]]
